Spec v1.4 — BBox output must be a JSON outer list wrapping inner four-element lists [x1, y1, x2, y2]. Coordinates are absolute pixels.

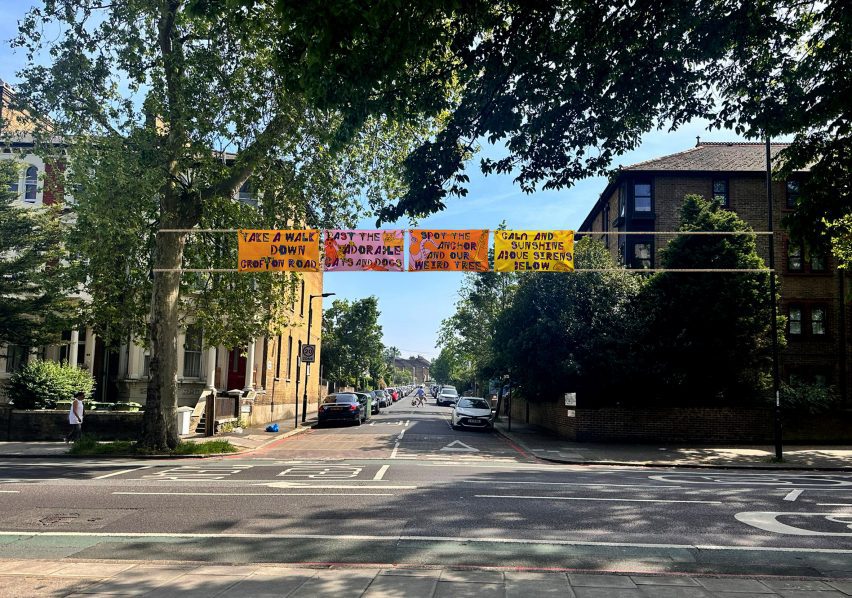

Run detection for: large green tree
[[321, 297, 386, 389], [491, 237, 641, 404], [636, 195, 781, 404], [265, 0, 849, 256], [0, 160, 76, 348], [13, 1, 430, 449]]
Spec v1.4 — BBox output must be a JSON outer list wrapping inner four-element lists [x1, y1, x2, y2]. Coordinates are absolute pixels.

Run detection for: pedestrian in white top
[[65, 391, 85, 444]]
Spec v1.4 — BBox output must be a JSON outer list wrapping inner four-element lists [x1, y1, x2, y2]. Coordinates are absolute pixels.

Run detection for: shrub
[[780, 380, 841, 414], [7, 360, 96, 410], [112, 402, 143, 412]]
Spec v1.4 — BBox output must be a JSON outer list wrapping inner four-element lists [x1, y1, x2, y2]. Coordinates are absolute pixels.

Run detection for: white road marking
[[390, 442, 400, 459], [112, 491, 394, 497], [817, 503, 852, 507], [93, 466, 152, 480], [2, 530, 850, 554], [476, 494, 722, 504], [736, 511, 852, 536], [405, 420, 410, 427], [398, 429, 405, 440], [784, 489, 804, 502], [650, 474, 852, 487], [265, 481, 414, 490], [441, 440, 478, 452], [462, 480, 685, 489], [0, 490, 20, 493], [369, 422, 375, 426], [374, 465, 389, 480]]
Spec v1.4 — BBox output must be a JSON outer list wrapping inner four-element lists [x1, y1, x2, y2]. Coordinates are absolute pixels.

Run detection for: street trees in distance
[[321, 297, 386, 390]]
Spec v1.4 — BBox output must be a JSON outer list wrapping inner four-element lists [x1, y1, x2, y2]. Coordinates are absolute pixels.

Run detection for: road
[[1, 394, 851, 577]]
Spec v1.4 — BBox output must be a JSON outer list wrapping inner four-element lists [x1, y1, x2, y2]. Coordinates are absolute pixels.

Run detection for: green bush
[[7, 360, 96, 410], [780, 380, 841, 414], [112, 402, 143, 412]]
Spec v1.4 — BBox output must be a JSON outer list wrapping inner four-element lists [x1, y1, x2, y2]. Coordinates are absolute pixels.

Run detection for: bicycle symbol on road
[[278, 465, 363, 479], [736, 511, 852, 536], [649, 473, 852, 487]]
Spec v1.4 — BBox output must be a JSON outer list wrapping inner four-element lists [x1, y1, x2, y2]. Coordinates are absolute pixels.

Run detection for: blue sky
[[1, 4, 760, 361]]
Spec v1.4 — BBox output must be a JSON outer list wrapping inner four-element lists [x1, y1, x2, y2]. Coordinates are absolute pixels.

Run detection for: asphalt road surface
[[1, 395, 851, 577]]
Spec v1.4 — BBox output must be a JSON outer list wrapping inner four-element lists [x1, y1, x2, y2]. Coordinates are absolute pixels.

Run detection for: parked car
[[318, 393, 367, 426], [371, 389, 390, 408], [437, 386, 459, 406], [451, 397, 494, 430], [356, 391, 379, 415]]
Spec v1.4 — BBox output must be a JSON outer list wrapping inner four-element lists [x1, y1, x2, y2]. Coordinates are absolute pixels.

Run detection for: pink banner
[[323, 230, 405, 271]]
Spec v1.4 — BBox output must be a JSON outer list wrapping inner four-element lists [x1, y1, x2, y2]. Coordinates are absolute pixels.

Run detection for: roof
[[579, 141, 806, 231], [623, 142, 800, 173]]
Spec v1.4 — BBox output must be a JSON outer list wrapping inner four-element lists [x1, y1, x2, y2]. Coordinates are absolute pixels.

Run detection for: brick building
[[393, 356, 431, 385], [578, 141, 850, 404], [1, 78, 326, 428]]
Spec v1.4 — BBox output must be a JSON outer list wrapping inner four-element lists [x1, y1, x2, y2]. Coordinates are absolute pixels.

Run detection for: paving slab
[[216, 570, 317, 598], [434, 580, 505, 597], [440, 569, 505, 583], [776, 591, 846, 598], [573, 588, 645, 598], [363, 573, 438, 597], [632, 576, 701, 586], [696, 578, 774, 593], [638, 586, 715, 598], [761, 579, 835, 591], [569, 573, 638, 588], [506, 576, 576, 598], [0, 575, 98, 598], [287, 569, 378, 598], [827, 581, 852, 595], [141, 574, 245, 598], [76, 567, 189, 595]]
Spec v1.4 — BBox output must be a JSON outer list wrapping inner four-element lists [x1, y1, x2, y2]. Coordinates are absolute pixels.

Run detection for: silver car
[[451, 397, 494, 430], [437, 386, 459, 406]]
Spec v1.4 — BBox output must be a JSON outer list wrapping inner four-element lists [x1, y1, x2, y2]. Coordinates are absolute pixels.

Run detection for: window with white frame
[[787, 243, 803, 272], [182, 325, 203, 377], [632, 241, 652, 269], [24, 165, 37, 202], [712, 179, 729, 207]]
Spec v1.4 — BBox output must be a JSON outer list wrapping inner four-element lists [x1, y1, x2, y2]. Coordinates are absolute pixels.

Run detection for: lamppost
[[766, 138, 782, 460], [302, 292, 335, 423]]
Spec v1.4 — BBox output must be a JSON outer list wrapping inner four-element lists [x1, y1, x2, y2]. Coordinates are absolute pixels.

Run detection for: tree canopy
[[0, 160, 76, 348], [320, 297, 386, 389]]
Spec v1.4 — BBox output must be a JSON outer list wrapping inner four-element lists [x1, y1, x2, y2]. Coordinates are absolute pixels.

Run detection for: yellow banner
[[494, 230, 574, 272], [409, 230, 490, 272], [237, 229, 320, 272]]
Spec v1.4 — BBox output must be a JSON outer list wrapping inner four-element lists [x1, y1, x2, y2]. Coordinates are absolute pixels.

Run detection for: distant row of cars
[[317, 385, 416, 426]]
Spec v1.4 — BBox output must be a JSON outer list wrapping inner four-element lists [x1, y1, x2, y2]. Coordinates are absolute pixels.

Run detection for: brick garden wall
[[508, 397, 852, 444], [0, 406, 143, 441]]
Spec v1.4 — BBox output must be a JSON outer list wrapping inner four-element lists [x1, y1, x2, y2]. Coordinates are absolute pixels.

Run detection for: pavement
[[2, 559, 852, 598], [0, 416, 315, 458], [494, 421, 852, 470]]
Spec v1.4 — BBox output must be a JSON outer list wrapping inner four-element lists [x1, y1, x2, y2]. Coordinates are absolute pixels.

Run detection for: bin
[[176, 406, 194, 436]]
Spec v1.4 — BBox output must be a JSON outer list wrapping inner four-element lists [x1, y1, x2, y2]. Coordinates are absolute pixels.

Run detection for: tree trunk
[[141, 208, 191, 450]]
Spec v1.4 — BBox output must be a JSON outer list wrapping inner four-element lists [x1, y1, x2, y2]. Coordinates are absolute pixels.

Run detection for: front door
[[227, 348, 246, 390]]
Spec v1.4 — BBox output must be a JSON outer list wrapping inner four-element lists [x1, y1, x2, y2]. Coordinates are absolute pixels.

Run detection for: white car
[[437, 386, 459, 406], [451, 397, 494, 430]]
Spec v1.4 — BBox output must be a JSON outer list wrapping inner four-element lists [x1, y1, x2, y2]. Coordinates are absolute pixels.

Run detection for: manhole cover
[[1, 508, 136, 530]]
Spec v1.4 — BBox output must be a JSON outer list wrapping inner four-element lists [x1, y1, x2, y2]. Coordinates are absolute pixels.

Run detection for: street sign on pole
[[301, 343, 316, 363]]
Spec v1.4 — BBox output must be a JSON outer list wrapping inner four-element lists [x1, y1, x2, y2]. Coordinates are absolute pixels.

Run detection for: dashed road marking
[[374, 465, 389, 481], [784, 489, 803, 502], [476, 494, 723, 504]]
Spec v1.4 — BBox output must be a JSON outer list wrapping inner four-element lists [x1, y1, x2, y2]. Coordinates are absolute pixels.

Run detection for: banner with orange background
[[237, 229, 320, 272], [408, 230, 490, 272]]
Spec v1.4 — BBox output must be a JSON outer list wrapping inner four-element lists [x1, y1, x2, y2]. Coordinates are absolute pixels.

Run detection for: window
[[811, 307, 826, 335], [788, 306, 802, 335], [286, 335, 293, 379], [7, 170, 18, 195], [712, 179, 729, 207], [634, 182, 652, 213], [787, 244, 803, 272], [24, 165, 37, 202], [238, 180, 256, 206], [4, 344, 26, 373], [810, 250, 827, 272], [632, 241, 652, 269], [602, 205, 610, 248], [617, 186, 625, 218], [182, 325, 203, 377], [786, 179, 800, 209], [299, 280, 305, 317], [275, 334, 282, 379], [617, 238, 626, 266], [296, 340, 302, 379]]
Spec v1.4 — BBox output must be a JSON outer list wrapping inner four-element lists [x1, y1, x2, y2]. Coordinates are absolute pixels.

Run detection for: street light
[[302, 292, 335, 423]]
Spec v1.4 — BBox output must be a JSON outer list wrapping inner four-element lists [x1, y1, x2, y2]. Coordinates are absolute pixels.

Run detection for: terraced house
[[579, 141, 850, 405], [0, 79, 326, 429]]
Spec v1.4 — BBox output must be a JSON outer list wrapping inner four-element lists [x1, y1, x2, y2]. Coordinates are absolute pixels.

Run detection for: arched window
[[24, 165, 38, 202]]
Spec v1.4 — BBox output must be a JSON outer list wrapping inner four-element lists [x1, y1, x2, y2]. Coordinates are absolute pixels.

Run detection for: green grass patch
[[68, 435, 238, 456]]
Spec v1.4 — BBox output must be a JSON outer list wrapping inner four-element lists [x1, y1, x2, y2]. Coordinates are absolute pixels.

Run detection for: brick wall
[[0, 406, 143, 441], [509, 396, 852, 443]]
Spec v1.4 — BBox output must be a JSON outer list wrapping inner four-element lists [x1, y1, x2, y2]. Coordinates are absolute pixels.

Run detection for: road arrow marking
[[440, 441, 479, 452]]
